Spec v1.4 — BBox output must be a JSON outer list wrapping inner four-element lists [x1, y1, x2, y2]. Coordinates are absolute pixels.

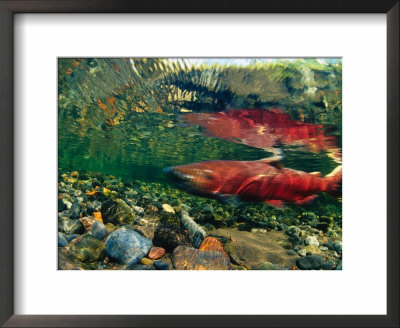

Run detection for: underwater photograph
[[58, 58, 342, 270]]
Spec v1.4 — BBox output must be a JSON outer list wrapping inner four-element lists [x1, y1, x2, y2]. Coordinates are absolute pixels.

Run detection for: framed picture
[[1, 0, 398, 327]]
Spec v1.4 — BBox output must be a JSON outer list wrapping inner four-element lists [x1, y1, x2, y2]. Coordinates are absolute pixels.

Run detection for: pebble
[[91, 221, 107, 240], [162, 204, 175, 214], [305, 235, 319, 247], [146, 204, 158, 213], [332, 241, 342, 253], [297, 248, 307, 257], [192, 231, 204, 248], [140, 258, 154, 266], [93, 212, 103, 222], [153, 223, 188, 252], [287, 226, 301, 236], [58, 198, 67, 212], [67, 234, 79, 242], [251, 228, 267, 233], [154, 261, 169, 270], [180, 209, 206, 246], [62, 199, 73, 210], [101, 198, 134, 225], [202, 206, 214, 215], [58, 232, 68, 247], [319, 246, 329, 251], [172, 246, 231, 270], [105, 228, 152, 265], [70, 203, 81, 219], [72, 235, 105, 263], [133, 206, 145, 215], [304, 244, 321, 254], [60, 217, 84, 235], [148, 247, 166, 260], [287, 250, 297, 256], [289, 234, 302, 246], [296, 255, 324, 270], [255, 262, 275, 270], [126, 264, 155, 270], [322, 261, 335, 270], [79, 217, 95, 230]]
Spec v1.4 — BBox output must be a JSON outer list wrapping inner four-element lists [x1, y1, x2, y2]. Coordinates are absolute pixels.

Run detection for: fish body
[[183, 108, 341, 162], [164, 160, 342, 207]]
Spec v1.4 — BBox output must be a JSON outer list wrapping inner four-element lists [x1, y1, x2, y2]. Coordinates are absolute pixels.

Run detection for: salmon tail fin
[[325, 165, 342, 192]]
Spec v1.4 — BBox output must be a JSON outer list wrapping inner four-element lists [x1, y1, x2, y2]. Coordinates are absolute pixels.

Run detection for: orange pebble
[[85, 190, 100, 196], [93, 212, 103, 223], [107, 97, 116, 106], [97, 98, 107, 110]]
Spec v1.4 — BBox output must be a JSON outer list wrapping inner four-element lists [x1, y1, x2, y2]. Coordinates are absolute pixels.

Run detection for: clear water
[[58, 58, 342, 186]]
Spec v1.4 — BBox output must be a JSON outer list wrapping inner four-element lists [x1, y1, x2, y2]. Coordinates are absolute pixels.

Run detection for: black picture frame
[[0, 1, 398, 327]]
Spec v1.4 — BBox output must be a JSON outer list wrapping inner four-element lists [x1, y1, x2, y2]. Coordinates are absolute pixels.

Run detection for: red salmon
[[183, 108, 341, 163], [163, 158, 342, 207]]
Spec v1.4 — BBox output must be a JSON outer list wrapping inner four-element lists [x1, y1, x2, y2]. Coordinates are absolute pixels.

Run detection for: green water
[[58, 58, 341, 185]]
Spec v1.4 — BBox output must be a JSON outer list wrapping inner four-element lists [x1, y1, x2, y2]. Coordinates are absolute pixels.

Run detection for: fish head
[[163, 163, 220, 196]]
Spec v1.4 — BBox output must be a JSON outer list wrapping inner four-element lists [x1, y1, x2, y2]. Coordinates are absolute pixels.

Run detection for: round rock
[[154, 261, 170, 270], [296, 255, 324, 270], [58, 232, 68, 247], [105, 228, 152, 265], [91, 221, 107, 240]]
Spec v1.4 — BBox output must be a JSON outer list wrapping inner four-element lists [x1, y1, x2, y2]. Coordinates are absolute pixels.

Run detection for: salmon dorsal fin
[[258, 155, 283, 169]]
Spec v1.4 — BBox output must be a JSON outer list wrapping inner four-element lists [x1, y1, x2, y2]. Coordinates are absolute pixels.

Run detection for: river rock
[[180, 209, 206, 247], [101, 198, 134, 225], [172, 246, 231, 270], [148, 247, 166, 260], [255, 262, 275, 270], [133, 206, 145, 215], [153, 223, 188, 252], [91, 221, 107, 240], [305, 235, 319, 247], [154, 261, 169, 270], [72, 234, 106, 263], [332, 241, 342, 253], [289, 233, 302, 246], [105, 228, 152, 265], [199, 237, 228, 256], [79, 217, 95, 230], [60, 217, 84, 235], [140, 258, 154, 266], [162, 204, 175, 214], [304, 244, 321, 254], [58, 198, 67, 212], [58, 232, 68, 247], [322, 260, 335, 270], [287, 226, 301, 236], [296, 255, 324, 270], [213, 228, 297, 269], [67, 234, 79, 242], [70, 202, 81, 219], [202, 206, 214, 215]]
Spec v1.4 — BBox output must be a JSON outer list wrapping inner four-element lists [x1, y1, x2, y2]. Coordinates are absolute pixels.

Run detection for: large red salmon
[[183, 108, 341, 163], [163, 158, 342, 207]]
